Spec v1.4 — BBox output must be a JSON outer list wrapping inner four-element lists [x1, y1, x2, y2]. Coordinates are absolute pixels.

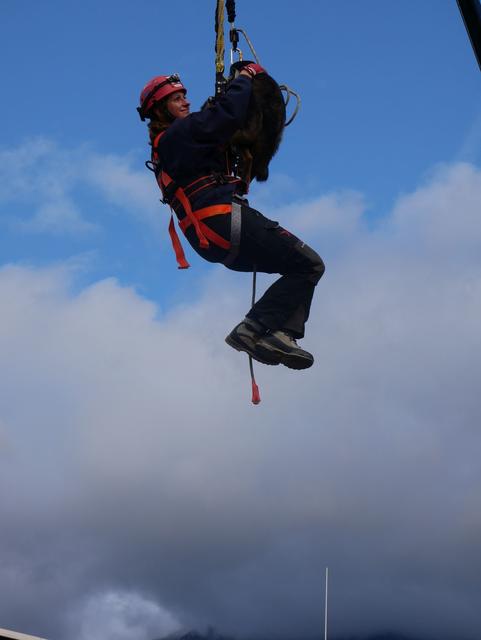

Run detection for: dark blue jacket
[[155, 76, 252, 210]]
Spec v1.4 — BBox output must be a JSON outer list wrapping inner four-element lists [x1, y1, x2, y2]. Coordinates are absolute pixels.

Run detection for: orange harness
[[151, 133, 241, 269]]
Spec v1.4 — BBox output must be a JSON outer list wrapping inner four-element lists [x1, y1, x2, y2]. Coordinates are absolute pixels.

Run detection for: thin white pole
[[324, 567, 329, 640]]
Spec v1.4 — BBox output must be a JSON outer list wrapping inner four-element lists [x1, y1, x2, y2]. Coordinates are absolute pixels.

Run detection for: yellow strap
[[215, 0, 225, 75]]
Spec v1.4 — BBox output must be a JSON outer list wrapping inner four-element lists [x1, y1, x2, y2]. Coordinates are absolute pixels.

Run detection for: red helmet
[[137, 74, 186, 121]]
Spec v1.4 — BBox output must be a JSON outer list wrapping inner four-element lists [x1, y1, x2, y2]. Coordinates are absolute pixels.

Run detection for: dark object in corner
[[457, 0, 481, 70]]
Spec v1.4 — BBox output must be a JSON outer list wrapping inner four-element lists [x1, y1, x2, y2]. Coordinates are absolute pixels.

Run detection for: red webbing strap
[[179, 204, 232, 231], [179, 204, 232, 251], [152, 133, 164, 163], [151, 134, 188, 269], [168, 215, 190, 269], [156, 159, 234, 265], [186, 180, 217, 200], [173, 186, 210, 249], [164, 190, 232, 265], [160, 170, 210, 249], [183, 174, 210, 189], [179, 207, 232, 251], [199, 223, 230, 251]]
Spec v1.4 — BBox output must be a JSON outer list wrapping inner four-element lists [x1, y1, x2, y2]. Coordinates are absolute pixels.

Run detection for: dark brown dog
[[228, 61, 286, 185]]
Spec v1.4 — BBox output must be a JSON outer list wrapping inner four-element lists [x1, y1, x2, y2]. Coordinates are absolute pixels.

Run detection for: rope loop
[[279, 84, 302, 127]]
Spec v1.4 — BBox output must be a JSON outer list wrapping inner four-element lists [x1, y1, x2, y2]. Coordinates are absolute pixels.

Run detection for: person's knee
[[310, 253, 325, 284], [296, 242, 325, 284]]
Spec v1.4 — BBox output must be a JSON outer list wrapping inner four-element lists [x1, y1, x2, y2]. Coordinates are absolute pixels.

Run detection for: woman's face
[[166, 91, 190, 119]]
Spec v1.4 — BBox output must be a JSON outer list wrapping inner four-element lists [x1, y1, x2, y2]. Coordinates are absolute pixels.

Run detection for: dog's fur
[[202, 63, 286, 186], [228, 61, 286, 185]]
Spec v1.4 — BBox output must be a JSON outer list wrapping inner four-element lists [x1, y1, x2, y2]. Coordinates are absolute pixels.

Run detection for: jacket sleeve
[[184, 76, 252, 144]]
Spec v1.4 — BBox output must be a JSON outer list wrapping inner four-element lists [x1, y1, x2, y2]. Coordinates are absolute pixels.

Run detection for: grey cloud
[[1, 163, 481, 640]]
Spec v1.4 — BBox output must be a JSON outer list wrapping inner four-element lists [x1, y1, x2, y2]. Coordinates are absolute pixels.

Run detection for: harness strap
[[198, 223, 231, 251], [171, 181, 210, 249], [223, 199, 242, 266], [179, 204, 232, 231], [151, 132, 239, 268], [166, 198, 232, 268], [182, 174, 241, 199], [168, 215, 190, 269], [179, 204, 232, 251]]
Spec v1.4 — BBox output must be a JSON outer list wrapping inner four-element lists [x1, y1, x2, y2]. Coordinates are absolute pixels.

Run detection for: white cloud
[[0, 137, 59, 200], [0, 139, 159, 235], [15, 197, 97, 234], [277, 189, 366, 236], [455, 107, 481, 162], [73, 591, 180, 640], [85, 152, 160, 226], [1, 162, 481, 640], [389, 162, 481, 255]]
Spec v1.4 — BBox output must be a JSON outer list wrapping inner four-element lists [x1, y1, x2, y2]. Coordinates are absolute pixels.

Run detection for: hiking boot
[[255, 330, 314, 370], [225, 319, 281, 365]]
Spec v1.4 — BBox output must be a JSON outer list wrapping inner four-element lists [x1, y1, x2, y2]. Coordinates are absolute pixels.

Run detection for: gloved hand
[[241, 62, 266, 77], [230, 60, 267, 78]]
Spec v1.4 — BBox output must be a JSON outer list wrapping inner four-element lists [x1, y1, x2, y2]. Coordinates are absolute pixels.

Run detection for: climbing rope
[[214, 0, 303, 403], [249, 267, 261, 405], [215, 0, 226, 96]]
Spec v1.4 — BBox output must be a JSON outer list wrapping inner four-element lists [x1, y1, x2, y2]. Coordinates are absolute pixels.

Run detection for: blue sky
[[1, 0, 480, 300], [1, 3, 481, 640]]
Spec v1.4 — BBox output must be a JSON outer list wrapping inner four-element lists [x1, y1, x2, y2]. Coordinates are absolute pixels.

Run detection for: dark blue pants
[[186, 200, 325, 338]]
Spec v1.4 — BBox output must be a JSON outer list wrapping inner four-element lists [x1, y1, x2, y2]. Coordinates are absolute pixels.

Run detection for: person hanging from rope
[[137, 67, 325, 370]]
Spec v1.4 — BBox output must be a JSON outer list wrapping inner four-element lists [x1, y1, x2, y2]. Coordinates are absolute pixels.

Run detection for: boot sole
[[255, 344, 314, 370], [225, 334, 281, 366]]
